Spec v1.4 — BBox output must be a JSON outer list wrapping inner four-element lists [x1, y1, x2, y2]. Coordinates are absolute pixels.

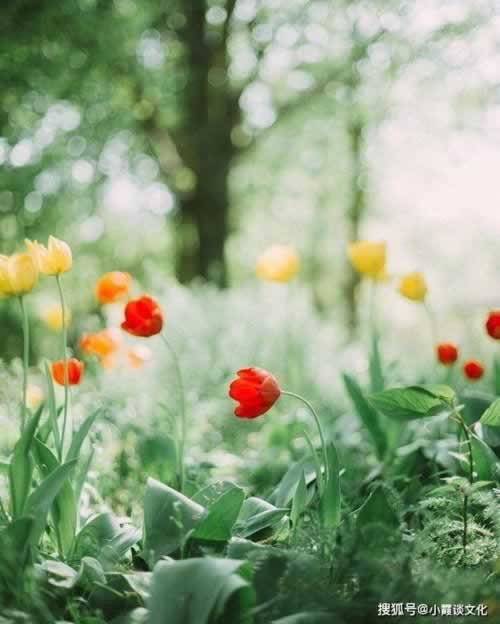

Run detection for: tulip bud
[[256, 245, 300, 283], [398, 272, 427, 302], [348, 241, 386, 280]]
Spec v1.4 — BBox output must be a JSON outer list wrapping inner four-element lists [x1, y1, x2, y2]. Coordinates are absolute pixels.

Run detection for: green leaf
[[369, 333, 385, 393], [494, 356, 500, 396], [41, 559, 78, 590], [32, 438, 77, 557], [369, 385, 454, 421], [271, 456, 317, 508], [66, 409, 100, 462], [461, 390, 495, 425], [25, 459, 77, 546], [44, 360, 61, 453], [8, 403, 44, 518], [480, 398, 500, 427], [0, 517, 35, 593], [148, 558, 255, 624], [272, 614, 333, 624], [192, 485, 245, 542], [233, 497, 288, 539], [74, 447, 95, 506], [291, 471, 307, 528], [143, 478, 206, 566], [319, 443, 341, 529], [193, 480, 239, 507], [459, 436, 499, 482], [73, 513, 140, 568], [343, 373, 387, 459], [357, 486, 399, 531]]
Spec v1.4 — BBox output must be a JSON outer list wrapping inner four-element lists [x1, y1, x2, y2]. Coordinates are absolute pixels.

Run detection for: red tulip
[[121, 296, 163, 337], [436, 342, 459, 366], [229, 367, 281, 419], [486, 311, 500, 340], [51, 358, 84, 386], [463, 359, 485, 381]]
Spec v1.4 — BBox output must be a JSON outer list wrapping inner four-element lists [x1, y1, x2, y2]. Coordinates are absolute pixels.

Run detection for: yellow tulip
[[26, 235, 72, 275], [398, 272, 427, 302], [256, 245, 300, 283], [347, 241, 386, 280], [42, 302, 71, 330], [0, 255, 14, 297], [0, 253, 39, 296], [9, 253, 39, 294], [26, 384, 44, 409]]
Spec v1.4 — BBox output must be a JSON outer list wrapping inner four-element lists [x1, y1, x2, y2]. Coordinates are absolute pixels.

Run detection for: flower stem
[[452, 408, 474, 484], [18, 296, 29, 432], [56, 275, 69, 456], [450, 405, 474, 561], [423, 301, 438, 344], [282, 391, 329, 484], [161, 334, 186, 492]]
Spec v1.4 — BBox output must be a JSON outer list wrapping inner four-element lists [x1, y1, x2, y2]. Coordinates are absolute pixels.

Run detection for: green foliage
[[148, 558, 255, 624], [480, 398, 500, 427], [343, 373, 387, 459], [370, 385, 455, 421]]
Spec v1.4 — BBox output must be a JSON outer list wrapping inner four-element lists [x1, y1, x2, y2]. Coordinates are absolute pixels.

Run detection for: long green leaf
[[32, 438, 77, 557], [66, 409, 100, 462], [25, 459, 77, 546], [343, 373, 387, 459], [143, 478, 206, 566], [319, 443, 341, 529], [192, 485, 245, 542], [44, 360, 61, 454], [8, 403, 44, 518], [368, 333, 385, 393], [291, 471, 307, 529]]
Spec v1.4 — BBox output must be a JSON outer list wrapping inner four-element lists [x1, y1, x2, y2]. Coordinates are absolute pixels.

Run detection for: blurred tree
[[0, 0, 492, 311]]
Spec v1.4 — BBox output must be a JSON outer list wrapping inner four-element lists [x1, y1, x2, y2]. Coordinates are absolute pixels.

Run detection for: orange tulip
[[95, 272, 132, 304], [80, 328, 121, 359], [51, 358, 84, 386]]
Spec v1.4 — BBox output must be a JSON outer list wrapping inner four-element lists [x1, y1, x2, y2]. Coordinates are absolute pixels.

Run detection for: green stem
[[424, 301, 438, 347], [368, 279, 378, 342], [453, 408, 474, 484], [18, 296, 29, 432], [56, 275, 69, 456], [301, 427, 324, 496], [282, 391, 329, 484], [161, 334, 186, 492], [463, 491, 468, 559], [451, 405, 473, 561]]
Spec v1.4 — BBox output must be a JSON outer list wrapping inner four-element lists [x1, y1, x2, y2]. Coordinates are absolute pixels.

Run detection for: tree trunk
[[174, 0, 238, 287], [177, 155, 231, 286]]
